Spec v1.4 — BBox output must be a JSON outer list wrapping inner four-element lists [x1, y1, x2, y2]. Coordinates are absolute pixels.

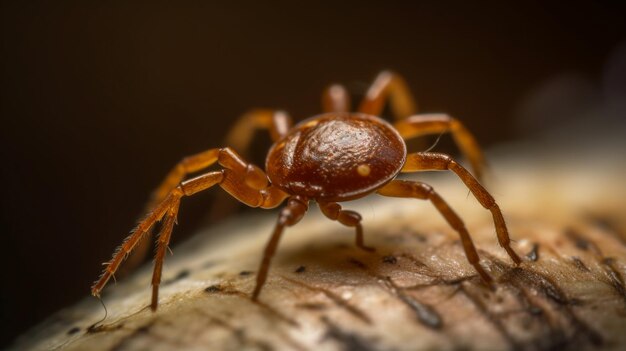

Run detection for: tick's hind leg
[[225, 109, 293, 156], [322, 84, 351, 113], [377, 180, 492, 283], [402, 152, 522, 265], [318, 202, 375, 252], [358, 71, 418, 119]]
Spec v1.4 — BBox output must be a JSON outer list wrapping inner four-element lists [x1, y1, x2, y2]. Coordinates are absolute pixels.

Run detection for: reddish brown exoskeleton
[[92, 71, 521, 310]]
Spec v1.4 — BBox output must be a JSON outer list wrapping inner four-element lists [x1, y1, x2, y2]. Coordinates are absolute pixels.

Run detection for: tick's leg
[[322, 84, 351, 113], [253, 196, 309, 300], [148, 148, 222, 209], [133, 145, 284, 269], [92, 186, 188, 299], [126, 148, 225, 272], [225, 109, 293, 156], [214, 110, 293, 219], [377, 180, 492, 283], [155, 112, 289, 201], [151, 110, 291, 209], [394, 114, 486, 180], [150, 206, 176, 311], [358, 70, 418, 119], [402, 152, 522, 264], [318, 202, 375, 252], [92, 149, 289, 309]]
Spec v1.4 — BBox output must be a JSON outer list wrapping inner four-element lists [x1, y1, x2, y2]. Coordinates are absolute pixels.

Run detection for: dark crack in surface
[[587, 215, 626, 247], [501, 265, 605, 350], [379, 276, 442, 329], [321, 317, 379, 351], [602, 258, 626, 305], [283, 276, 372, 324], [570, 256, 590, 272]]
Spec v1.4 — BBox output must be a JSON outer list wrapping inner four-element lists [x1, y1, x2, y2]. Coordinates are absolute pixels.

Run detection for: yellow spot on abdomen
[[357, 164, 371, 177]]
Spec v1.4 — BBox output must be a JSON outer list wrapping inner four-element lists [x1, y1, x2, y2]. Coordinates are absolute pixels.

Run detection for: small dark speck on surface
[[587, 214, 626, 246], [202, 260, 217, 268], [528, 306, 543, 315], [135, 324, 151, 334], [176, 269, 190, 279], [526, 243, 539, 262], [603, 257, 616, 266], [414, 234, 427, 242], [163, 269, 191, 286], [322, 317, 377, 351], [205, 284, 223, 293], [565, 227, 591, 251], [571, 256, 590, 272], [543, 285, 568, 305], [297, 302, 326, 310], [382, 255, 397, 264], [295, 266, 306, 273], [348, 258, 367, 269], [67, 326, 80, 335], [239, 270, 253, 276], [87, 322, 124, 334], [402, 295, 442, 329], [601, 257, 626, 302]]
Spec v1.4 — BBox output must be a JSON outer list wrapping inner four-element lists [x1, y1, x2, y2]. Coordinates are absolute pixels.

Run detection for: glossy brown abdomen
[[266, 113, 407, 202]]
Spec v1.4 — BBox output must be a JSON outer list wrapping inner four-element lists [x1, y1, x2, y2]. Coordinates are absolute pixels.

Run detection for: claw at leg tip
[[508, 248, 522, 265], [251, 290, 260, 302]]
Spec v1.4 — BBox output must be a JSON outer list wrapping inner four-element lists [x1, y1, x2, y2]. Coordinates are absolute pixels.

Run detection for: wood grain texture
[[11, 138, 626, 351]]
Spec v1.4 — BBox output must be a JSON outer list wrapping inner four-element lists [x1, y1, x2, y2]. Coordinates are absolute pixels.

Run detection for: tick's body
[[267, 113, 406, 202], [92, 71, 522, 311]]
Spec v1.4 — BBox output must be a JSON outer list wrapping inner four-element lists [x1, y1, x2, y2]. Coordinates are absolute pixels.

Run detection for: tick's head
[[265, 113, 406, 202]]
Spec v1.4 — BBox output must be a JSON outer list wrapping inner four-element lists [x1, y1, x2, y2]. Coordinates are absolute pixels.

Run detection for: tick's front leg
[[92, 147, 289, 310]]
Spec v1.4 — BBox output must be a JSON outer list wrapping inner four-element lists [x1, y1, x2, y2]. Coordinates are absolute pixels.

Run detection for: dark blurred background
[[1, 0, 625, 346]]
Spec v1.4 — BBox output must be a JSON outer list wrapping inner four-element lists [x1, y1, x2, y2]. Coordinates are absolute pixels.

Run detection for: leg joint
[[337, 210, 361, 227], [280, 197, 309, 226], [319, 202, 341, 220]]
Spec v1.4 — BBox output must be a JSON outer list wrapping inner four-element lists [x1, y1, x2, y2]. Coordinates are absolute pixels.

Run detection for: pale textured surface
[[11, 137, 626, 351]]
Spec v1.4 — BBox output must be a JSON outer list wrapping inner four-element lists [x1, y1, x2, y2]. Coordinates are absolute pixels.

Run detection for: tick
[[91, 71, 522, 310]]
